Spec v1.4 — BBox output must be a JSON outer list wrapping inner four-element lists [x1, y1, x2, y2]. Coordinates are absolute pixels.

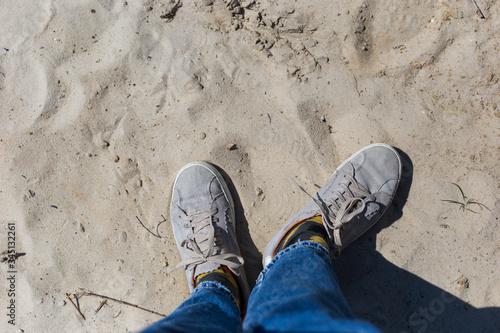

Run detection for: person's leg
[[244, 143, 401, 332], [244, 239, 378, 332], [142, 281, 241, 333], [141, 162, 250, 332]]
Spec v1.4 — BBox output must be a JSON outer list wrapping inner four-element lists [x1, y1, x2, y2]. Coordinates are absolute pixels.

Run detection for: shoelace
[[293, 174, 376, 253], [172, 207, 244, 274]]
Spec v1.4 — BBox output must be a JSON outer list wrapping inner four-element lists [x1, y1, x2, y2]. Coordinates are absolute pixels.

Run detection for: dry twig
[[471, 0, 485, 19], [95, 300, 107, 314], [352, 75, 360, 96], [76, 291, 166, 317], [1, 251, 25, 263], [65, 293, 86, 320], [136, 215, 166, 238]]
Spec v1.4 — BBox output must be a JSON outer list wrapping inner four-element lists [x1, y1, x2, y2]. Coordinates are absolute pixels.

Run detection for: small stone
[[120, 231, 128, 242], [232, 6, 243, 15], [241, 1, 254, 8], [345, 10, 349, 14], [439, 224, 449, 229], [169, 277, 176, 285], [320, 116, 326, 122], [469, 154, 475, 161], [109, 185, 121, 195], [458, 277, 469, 289], [113, 155, 120, 162], [224, 144, 237, 150], [199, 132, 206, 140], [254, 43, 264, 51], [255, 187, 263, 196], [79, 223, 85, 232], [102, 141, 110, 148]]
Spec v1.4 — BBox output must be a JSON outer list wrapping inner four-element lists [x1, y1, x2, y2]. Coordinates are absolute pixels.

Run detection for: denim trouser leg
[[242, 241, 380, 333], [142, 281, 241, 333], [142, 240, 379, 333]]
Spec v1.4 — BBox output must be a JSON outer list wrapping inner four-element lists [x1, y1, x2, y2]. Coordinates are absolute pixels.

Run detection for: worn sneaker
[[262, 143, 402, 267], [170, 162, 249, 302]]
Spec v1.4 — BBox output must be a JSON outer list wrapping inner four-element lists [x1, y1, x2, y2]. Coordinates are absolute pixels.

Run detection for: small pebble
[[320, 116, 326, 122], [102, 141, 110, 148], [113, 155, 120, 162], [79, 223, 85, 232], [199, 132, 206, 140], [458, 277, 469, 289], [120, 231, 127, 242], [439, 224, 449, 229], [255, 187, 263, 196], [108, 185, 121, 195]]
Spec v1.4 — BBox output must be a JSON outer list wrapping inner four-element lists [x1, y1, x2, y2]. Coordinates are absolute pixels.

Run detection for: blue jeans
[[142, 241, 379, 333]]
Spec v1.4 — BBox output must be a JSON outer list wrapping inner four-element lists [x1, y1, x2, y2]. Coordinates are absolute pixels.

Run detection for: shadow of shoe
[[213, 165, 263, 290], [333, 148, 500, 332]]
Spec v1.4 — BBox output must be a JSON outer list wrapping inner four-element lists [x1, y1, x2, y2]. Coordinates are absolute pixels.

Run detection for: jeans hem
[[195, 280, 234, 301]]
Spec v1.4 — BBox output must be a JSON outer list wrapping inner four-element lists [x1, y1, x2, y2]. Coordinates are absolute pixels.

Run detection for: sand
[[1, 0, 499, 332]]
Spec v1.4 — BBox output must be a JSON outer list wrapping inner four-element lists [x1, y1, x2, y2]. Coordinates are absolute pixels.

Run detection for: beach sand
[[1, 0, 499, 332]]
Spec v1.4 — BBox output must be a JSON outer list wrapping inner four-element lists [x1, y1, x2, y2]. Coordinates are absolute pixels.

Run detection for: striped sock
[[273, 215, 329, 257], [195, 266, 242, 310]]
